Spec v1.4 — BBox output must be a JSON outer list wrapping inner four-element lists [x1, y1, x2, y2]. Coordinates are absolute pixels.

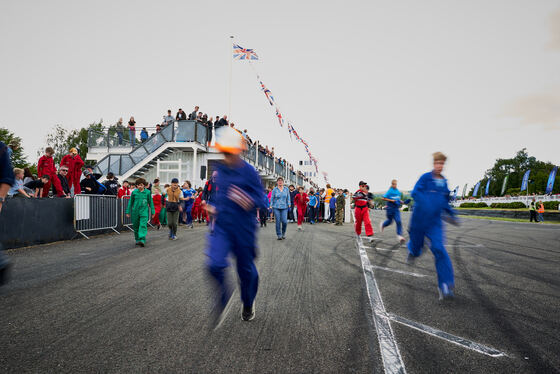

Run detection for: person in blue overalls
[[181, 181, 196, 228], [407, 152, 459, 300], [380, 179, 406, 244], [206, 126, 267, 326]]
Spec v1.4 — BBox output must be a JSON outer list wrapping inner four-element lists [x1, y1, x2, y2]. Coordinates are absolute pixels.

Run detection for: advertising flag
[[473, 182, 481, 197], [485, 179, 491, 196], [500, 175, 508, 196], [452, 185, 459, 199], [462, 184, 468, 198], [546, 166, 557, 194], [520, 170, 531, 192]]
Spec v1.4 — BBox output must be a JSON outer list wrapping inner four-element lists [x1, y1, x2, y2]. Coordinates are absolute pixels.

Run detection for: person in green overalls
[[125, 178, 154, 247]]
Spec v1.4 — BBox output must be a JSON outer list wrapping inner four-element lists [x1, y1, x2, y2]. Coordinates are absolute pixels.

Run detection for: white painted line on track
[[367, 265, 427, 278], [355, 236, 407, 374], [374, 247, 400, 252], [386, 313, 507, 358]]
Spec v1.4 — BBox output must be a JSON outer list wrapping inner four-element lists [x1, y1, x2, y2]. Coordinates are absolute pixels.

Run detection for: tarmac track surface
[[0, 211, 559, 373]]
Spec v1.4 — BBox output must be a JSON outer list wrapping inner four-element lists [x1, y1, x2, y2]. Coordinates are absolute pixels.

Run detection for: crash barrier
[[453, 194, 560, 207], [121, 196, 154, 231], [0, 197, 75, 249], [455, 209, 560, 221], [74, 194, 119, 239]]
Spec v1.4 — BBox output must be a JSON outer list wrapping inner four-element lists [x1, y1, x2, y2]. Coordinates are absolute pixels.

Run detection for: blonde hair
[[433, 152, 447, 162], [13, 168, 24, 175]]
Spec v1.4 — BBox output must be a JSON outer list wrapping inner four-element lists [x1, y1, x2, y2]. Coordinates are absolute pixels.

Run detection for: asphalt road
[[1, 212, 559, 373]]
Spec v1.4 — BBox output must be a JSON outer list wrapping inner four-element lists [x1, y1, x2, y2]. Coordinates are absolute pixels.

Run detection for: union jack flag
[[275, 108, 284, 127], [259, 81, 275, 106], [233, 44, 259, 60]]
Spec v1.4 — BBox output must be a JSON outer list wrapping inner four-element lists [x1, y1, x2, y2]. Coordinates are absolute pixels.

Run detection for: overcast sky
[[1, 0, 559, 191]]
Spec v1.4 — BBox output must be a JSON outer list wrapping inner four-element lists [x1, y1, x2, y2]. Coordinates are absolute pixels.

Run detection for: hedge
[[459, 202, 488, 208], [489, 202, 527, 209], [543, 201, 560, 210]]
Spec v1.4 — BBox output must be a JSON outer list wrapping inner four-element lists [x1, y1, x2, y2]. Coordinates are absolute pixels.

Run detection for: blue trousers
[[407, 222, 454, 290], [206, 223, 259, 308], [273, 208, 288, 238], [383, 208, 403, 235], [308, 206, 316, 223], [182, 201, 193, 224]]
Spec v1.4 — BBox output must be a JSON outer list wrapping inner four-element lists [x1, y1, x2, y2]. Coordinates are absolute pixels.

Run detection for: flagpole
[[228, 35, 234, 120]]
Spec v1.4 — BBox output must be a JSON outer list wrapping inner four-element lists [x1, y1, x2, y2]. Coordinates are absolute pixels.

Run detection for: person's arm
[[148, 191, 155, 213], [17, 186, 31, 198], [125, 192, 135, 216]]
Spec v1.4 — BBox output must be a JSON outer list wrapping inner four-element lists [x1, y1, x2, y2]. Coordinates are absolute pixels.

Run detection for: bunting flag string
[[235, 42, 324, 182]]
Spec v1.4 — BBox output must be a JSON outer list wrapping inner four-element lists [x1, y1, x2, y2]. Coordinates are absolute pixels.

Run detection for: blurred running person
[[206, 127, 267, 326], [381, 179, 406, 244], [407, 152, 458, 300], [353, 181, 374, 238]]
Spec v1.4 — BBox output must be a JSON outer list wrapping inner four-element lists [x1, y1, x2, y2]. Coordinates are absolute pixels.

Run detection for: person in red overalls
[[60, 148, 84, 195], [118, 181, 131, 198], [151, 190, 162, 229], [192, 187, 204, 223], [294, 186, 309, 231], [353, 181, 374, 238], [38, 147, 64, 197]]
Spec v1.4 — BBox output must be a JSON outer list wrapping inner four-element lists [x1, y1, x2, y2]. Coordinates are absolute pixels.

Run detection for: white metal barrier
[[74, 194, 119, 239], [453, 194, 560, 207]]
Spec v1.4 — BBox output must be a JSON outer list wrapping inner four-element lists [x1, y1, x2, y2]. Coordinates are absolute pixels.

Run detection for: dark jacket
[[57, 174, 70, 196], [215, 118, 228, 129], [103, 179, 119, 196], [80, 177, 99, 194], [0, 142, 15, 187], [176, 111, 187, 120]]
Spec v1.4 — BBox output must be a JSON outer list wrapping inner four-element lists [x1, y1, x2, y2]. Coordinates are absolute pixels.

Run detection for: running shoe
[[277, 237, 283, 240], [297, 226, 301, 231], [138, 242, 145, 247], [406, 253, 416, 266], [242, 302, 255, 321], [282, 236, 286, 240], [172, 235, 178, 240], [438, 284, 455, 300], [397, 235, 406, 245]]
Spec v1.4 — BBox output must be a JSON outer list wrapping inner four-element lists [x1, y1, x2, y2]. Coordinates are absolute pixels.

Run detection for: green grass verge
[[460, 215, 560, 224], [456, 207, 559, 213]]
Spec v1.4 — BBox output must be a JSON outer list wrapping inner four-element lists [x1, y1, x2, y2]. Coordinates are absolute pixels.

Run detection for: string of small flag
[[233, 43, 325, 180]]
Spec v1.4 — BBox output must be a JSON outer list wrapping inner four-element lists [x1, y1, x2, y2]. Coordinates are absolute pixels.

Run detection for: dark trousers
[[167, 210, 180, 236], [308, 206, 317, 223], [529, 210, 537, 222], [288, 205, 295, 221], [259, 208, 268, 226]]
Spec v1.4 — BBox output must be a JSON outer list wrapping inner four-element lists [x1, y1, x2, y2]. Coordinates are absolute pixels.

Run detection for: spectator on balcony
[[128, 117, 137, 146], [156, 124, 162, 133], [206, 117, 214, 145], [56, 166, 71, 197], [8, 168, 34, 198], [215, 115, 228, 129], [189, 106, 199, 120], [140, 127, 149, 143], [163, 110, 174, 127], [202, 113, 208, 124], [196, 112, 203, 123], [116, 118, 125, 145], [103, 172, 119, 196], [118, 180, 131, 198], [176, 108, 187, 121], [23, 168, 34, 185], [80, 170, 99, 194], [25, 175, 49, 197]]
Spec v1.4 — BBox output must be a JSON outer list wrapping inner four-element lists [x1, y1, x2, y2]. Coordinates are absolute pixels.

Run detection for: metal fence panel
[[74, 194, 119, 238]]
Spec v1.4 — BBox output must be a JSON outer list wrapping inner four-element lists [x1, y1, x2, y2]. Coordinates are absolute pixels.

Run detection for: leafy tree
[[41, 124, 69, 164], [469, 149, 559, 196], [41, 120, 104, 165], [0, 127, 29, 168]]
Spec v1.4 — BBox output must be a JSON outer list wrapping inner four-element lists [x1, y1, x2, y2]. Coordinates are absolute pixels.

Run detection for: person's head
[[433, 152, 447, 175], [41, 175, 50, 183], [167, 109, 172, 115], [277, 177, 284, 188], [178, 108, 183, 113], [13, 168, 23, 179], [84, 170, 92, 179], [185, 180, 191, 188], [69, 147, 78, 156], [194, 106, 199, 111], [289, 184, 295, 191], [130, 116, 135, 121], [45, 147, 54, 156], [298, 186, 304, 193], [223, 115, 227, 120], [171, 178, 179, 189], [135, 178, 147, 190], [23, 167, 33, 179], [123, 180, 129, 188], [107, 172, 114, 180], [153, 178, 159, 185], [331, 192, 335, 197], [164, 184, 170, 189], [214, 126, 246, 165], [59, 166, 69, 176], [118, 117, 123, 124], [326, 183, 331, 189], [142, 127, 146, 131], [359, 181, 367, 192], [391, 179, 397, 189]]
